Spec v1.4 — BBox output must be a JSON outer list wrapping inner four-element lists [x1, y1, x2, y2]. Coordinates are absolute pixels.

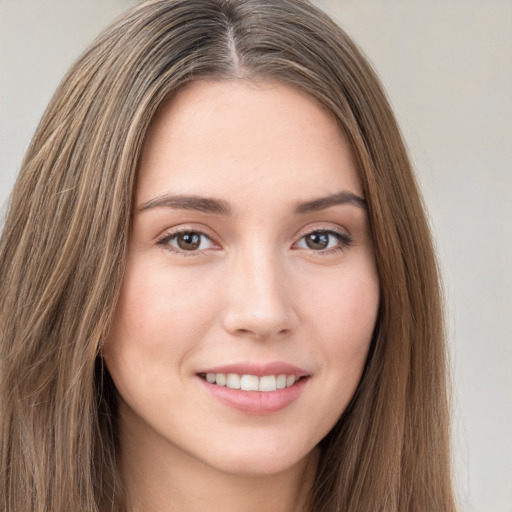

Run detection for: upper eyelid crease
[[157, 229, 214, 243]]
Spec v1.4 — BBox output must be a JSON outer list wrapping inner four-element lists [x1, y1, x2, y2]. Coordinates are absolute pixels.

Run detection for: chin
[[201, 441, 317, 478]]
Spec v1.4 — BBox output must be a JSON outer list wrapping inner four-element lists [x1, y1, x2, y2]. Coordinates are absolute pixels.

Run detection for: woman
[[0, 0, 456, 510]]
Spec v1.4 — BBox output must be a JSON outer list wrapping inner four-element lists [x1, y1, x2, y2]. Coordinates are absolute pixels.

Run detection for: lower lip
[[198, 377, 309, 415]]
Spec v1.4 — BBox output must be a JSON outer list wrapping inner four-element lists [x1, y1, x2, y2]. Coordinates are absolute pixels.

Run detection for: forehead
[[137, 79, 361, 207]]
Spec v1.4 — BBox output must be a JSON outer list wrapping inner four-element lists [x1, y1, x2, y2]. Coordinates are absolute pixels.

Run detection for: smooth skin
[[104, 80, 380, 512]]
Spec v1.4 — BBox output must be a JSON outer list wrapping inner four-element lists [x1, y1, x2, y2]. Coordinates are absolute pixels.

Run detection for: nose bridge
[[222, 239, 297, 339]]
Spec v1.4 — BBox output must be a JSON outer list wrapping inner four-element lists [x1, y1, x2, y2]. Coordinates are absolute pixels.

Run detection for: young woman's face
[[104, 80, 380, 477]]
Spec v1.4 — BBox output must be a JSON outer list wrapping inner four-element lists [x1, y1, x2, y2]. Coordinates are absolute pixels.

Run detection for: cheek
[[303, 263, 379, 390], [286, 264, 379, 445], [103, 262, 221, 386], [113, 260, 222, 330], [308, 268, 379, 347]]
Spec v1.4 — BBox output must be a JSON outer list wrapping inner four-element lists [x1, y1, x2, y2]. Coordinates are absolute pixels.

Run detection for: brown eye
[[294, 229, 353, 252], [176, 232, 202, 250], [304, 232, 330, 250], [158, 230, 216, 253]]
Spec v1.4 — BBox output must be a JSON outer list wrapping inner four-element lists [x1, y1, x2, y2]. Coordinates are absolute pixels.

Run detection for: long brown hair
[[0, 1, 456, 510]]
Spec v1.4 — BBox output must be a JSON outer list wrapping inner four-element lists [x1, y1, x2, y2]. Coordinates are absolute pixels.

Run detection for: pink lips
[[198, 361, 309, 378], [196, 361, 309, 415]]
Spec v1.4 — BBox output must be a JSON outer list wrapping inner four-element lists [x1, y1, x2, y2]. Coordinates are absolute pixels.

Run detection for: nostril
[[222, 295, 299, 340], [233, 326, 293, 340]]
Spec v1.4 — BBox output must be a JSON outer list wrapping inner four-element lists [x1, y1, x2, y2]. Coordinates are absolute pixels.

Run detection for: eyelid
[[292, 225, 353, 253], [156, 225, 221, 255], [295, 222, 352, 240]]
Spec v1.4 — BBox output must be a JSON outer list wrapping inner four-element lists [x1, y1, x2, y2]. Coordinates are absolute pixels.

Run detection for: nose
[[222, 247, 299, 340]]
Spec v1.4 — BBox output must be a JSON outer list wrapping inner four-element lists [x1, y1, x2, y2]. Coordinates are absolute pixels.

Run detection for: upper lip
[[197, 361, 309, 378]]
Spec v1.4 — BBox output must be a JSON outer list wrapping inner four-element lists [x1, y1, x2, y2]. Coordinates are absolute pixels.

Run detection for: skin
[[103, 80, 380, 512]]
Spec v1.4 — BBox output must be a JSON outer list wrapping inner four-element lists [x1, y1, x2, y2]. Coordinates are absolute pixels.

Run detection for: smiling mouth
[[198, 373, 304, 392]]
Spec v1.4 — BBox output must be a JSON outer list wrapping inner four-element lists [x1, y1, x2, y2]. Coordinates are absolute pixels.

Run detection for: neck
[[117, 403, 318, 512]]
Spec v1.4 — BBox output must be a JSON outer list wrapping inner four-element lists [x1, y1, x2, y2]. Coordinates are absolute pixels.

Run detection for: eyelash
[[294, 228, 353, 254], [156, 227, 353, 256], [156, 229, 217, 257]]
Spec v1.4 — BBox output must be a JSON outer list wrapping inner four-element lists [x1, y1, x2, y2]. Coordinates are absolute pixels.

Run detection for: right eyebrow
[[294, 190, 367, 214], [138, 194, 233, 216]]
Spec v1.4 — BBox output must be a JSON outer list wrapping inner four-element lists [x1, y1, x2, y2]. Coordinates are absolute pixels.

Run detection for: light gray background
[[0, 1, 510, 511]]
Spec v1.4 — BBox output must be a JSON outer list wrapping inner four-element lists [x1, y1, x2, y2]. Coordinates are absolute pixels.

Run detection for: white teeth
[[259, 375, 277, 392], [226, 373, 241, 389], [240, 374, 259, 391], [276, 374, 287, 389], [204, 373, 300, 392], [286, 375, 296, 387]]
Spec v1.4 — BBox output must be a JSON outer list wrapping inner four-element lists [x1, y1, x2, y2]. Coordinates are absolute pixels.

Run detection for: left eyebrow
[[294, 191, 367, 214], [138, 194, 232, 215]]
